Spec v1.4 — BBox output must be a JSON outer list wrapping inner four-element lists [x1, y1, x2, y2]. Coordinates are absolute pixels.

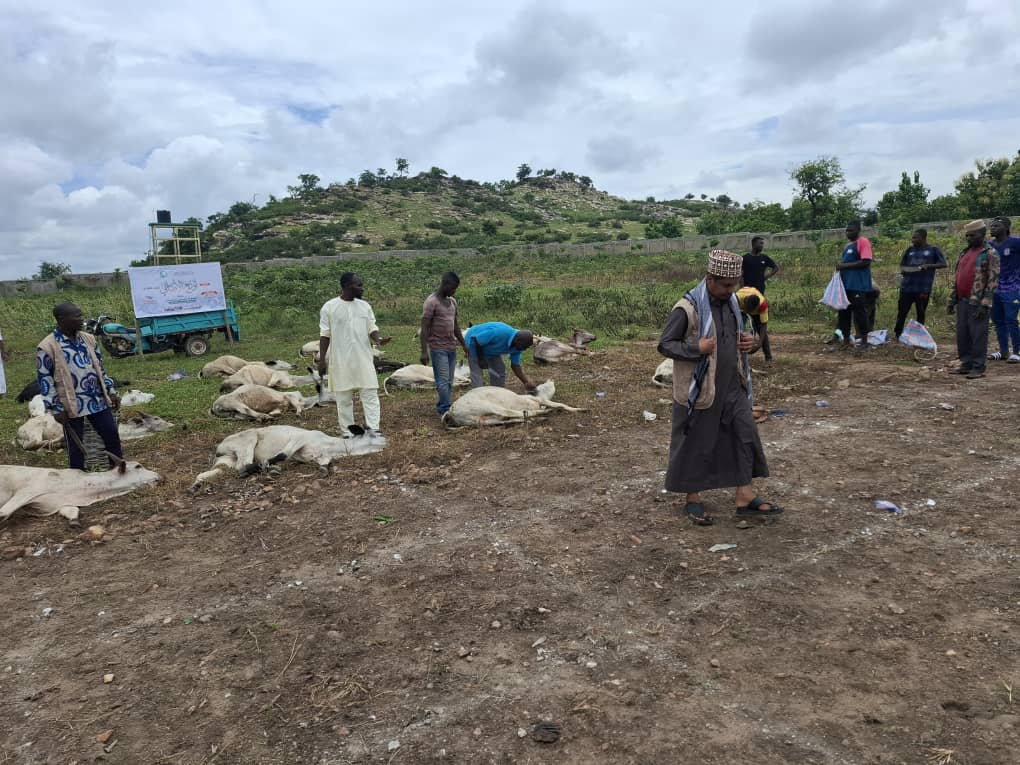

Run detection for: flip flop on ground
[[735, 497, 784, 517], [684, 501, 714, 526]]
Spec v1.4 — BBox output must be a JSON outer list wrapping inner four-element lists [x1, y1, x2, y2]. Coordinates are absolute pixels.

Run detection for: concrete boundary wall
[[0, 219, 963, 296]]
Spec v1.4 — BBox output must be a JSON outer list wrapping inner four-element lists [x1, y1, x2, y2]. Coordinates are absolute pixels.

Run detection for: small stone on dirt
[[945, 649, 957, 657], [387, 740, 400, 752], [326, 630, 342, 641], [887, 603, 905, 615], [457, 646, 471, 658], [102, 673, 115, 684], [709, 658, 721, 668], [735, 520, 751, 530], [531, 721, 562, 743], [532, 637, 546, 648], [517, 727, 527, 738], [837, 379, 850, 389], [490, 620, 501, 629], [95, 730, 114, 744], [198, 614, 213, 623]]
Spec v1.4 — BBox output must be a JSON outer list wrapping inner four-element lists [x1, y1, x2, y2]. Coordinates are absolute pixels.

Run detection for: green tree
[[34, 261, 72, 280], [645, 217, 684, 238], [876, 171, 929, 234], [228, 201, 256, 218], [789, 156, 864, 229], [927, 194, 964, 221], [287, 173, 321, 197], [358, 170, 378, 187], [516, 163, 532, 182], [732, 201, 789, 232], [395, 157, 409, 176], [716, 193, 733, 209], [578, 175, 593, 190], [955, 152, 1020, 217]]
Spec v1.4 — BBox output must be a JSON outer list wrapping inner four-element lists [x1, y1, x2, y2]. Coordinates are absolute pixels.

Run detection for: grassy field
[[0, 232, 962, 458]]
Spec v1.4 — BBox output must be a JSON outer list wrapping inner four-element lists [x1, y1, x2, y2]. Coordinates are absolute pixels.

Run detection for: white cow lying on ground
[[118, 412, 173, 440], [219, 365, 314, 392], [17, 410, 174, 450], [201, 356, 296, 378], [17, 413, 64, 451], [442, 380, 584, 427], [382, 363, 470, 394], [211, 384, 309, 421], [0, 461, 160, 524], [28, 394, 46, 418], [191, 425, 386, 488], [300, 341, 404, 370], [653, 359, 673, 388], [533, 329, 598, 364], [120, 389, 155, 406]]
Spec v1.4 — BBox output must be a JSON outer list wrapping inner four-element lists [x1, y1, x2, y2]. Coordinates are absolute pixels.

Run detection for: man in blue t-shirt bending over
[[989, 216, 1020, 363], [835, 221, 874, 351], [894, 228, 947, 337], [464, 322, 537, 392]]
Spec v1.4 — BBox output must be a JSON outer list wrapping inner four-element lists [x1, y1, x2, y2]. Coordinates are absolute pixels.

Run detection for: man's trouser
[[895, 291, 930, 336], [468, 353, 506, 388], [335, 387, 381, 434], [956, 301, 988, 373], [837, 290, 871, 343], [430, 349, 457, 414], [66, 408, 123, 470], [991, 290, 1020, 356], [750, 314, 771, 361]]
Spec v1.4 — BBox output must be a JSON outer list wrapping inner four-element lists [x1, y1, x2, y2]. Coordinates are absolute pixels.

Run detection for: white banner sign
[[128, 263, 227, 318]]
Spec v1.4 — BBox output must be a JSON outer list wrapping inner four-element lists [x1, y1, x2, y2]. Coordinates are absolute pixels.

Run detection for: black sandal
[[684, 502, 714, 526], [735, 497, 784, 517]]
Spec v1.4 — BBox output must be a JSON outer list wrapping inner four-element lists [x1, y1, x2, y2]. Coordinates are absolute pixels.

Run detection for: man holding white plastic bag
[[834, 221, 874, 352]]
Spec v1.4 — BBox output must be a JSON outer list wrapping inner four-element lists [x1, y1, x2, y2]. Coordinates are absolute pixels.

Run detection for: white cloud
[[0, 0, 1018, 278]]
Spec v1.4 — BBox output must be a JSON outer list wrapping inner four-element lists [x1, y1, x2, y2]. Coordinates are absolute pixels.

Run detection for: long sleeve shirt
[[36, 329, 116, 416], [658, 306, 706, 361]]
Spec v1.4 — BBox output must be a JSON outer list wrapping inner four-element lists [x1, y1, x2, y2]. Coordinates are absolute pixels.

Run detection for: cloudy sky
[[1, 0, 1017, 279]]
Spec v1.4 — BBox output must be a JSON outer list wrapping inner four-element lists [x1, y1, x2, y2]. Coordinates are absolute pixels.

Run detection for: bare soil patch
[[2, 338, 1019, 764]]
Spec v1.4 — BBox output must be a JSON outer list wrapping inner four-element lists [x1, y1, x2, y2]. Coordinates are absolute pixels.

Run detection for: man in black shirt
[[742, 236, 779, 293]]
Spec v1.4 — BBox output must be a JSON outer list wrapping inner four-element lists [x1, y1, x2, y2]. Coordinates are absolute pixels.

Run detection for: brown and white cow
[[201, 356, 296, 378], [211, 384, 308, 421], [0, 461, 160, 524], [191, 425, 386, 488], [219, 365, 314, 392]]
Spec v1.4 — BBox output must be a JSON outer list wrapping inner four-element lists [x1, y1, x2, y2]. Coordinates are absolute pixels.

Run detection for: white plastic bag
[[820, 271, 850, 311]]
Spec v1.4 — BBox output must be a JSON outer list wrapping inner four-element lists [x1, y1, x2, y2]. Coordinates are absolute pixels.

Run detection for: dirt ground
[[2, 336, 1019, 765]]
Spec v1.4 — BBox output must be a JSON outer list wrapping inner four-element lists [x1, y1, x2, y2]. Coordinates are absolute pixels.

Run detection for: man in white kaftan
[[317, 273, 391, 436]]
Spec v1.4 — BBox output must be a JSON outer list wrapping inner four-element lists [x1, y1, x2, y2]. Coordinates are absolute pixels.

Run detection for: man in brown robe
[[657, 250, 782, 526]]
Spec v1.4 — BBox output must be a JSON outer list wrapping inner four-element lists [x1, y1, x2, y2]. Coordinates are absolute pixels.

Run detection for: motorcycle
[[84, 315, 197, 358]]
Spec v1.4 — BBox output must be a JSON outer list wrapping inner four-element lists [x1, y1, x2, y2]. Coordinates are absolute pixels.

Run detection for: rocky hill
[[188, 170, 711, 264]]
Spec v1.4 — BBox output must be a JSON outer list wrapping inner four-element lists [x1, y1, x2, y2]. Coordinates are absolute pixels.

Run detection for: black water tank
[[156, 210, 171, 224]]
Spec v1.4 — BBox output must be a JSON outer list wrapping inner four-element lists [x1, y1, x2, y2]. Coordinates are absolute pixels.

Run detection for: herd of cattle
[[1, 330, 657, 524]]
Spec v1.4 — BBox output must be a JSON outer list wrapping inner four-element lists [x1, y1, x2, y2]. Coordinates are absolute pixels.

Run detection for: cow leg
[[538, 401, 585, 413], [57, 505, 81, 525], [0, 490, 46, 520]]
